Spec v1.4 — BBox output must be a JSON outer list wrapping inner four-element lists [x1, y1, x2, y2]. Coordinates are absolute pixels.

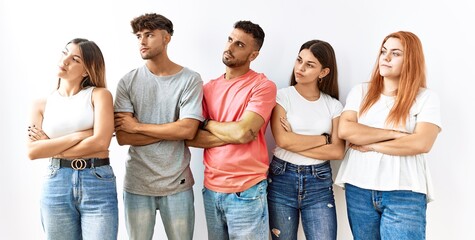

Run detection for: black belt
[[52, 158, 110, 170]]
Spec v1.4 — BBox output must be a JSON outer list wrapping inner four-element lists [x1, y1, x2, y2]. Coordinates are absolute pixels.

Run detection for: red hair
[[360, 31, 426, 127]]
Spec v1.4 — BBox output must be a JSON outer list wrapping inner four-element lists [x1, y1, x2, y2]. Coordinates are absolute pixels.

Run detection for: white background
[[1, 0, 474, 239]]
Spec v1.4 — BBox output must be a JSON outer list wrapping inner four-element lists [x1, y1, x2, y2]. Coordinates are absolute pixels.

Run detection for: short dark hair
[[131, 13, 174, 35], [234, 20, 265, 50]]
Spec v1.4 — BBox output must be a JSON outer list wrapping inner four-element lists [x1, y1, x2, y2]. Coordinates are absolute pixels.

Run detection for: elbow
[[182, 128, 198, 141], [416, 143, 433, 154]]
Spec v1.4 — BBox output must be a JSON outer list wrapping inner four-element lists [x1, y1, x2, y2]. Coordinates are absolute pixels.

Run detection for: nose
[[297, 62, 305, 72]]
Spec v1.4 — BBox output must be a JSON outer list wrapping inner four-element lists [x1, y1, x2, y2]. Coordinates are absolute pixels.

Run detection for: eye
[[237, 43, 244, 47], [307, 63, 314, 68], [381, 49, 387, 55], [73, 58, 80, 63], [62, 50, 67, 55], [296, 58, 302, 63], [392, 51, 402, 57]]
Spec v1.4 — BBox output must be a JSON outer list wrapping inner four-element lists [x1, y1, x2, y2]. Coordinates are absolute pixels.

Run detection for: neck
[[224, 65, 250, 80], [294, 83, 320, 101], [146, 54, 182, 76], [382, 77, 399, 96], [58, 80, 81, 97]]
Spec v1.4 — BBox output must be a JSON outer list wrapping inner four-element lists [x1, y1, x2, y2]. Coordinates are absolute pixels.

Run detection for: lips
[[223, 51, 233, 59]]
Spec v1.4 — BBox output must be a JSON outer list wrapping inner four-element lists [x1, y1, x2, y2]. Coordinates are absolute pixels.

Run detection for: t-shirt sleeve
[[179, 73, 204, 121], [343, 83, 365, 113], [331, 97, 344, 119], [275, 88, 289, 111], [416, 89, 442, 130], [246, 78, 277, 121], [114, 77, 134, 113]]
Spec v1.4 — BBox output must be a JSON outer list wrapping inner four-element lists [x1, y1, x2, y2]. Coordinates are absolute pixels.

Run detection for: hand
[[349, 143, 375, 152], [114, 113, 139, 133], [280, 117, 293, 132], [28, 126, 49, 142]]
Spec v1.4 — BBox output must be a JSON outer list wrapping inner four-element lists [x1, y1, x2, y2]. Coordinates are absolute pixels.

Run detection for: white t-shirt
[[335, 83, 442, 202], [273, 86, 343, 165]]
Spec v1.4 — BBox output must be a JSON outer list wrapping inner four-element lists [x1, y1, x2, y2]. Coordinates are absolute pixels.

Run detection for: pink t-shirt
[[202, 70, 277, 193]]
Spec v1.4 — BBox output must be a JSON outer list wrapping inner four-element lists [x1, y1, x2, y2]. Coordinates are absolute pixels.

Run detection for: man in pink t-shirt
[[188, 20, 276, 239]]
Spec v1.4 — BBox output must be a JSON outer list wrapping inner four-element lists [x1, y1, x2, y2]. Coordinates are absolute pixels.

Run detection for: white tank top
[[42, 87, 94, 139]]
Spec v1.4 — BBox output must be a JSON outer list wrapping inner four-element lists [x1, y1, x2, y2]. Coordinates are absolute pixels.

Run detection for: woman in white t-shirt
[[335, 31, 442, 240], [268, 40, 345, 240]]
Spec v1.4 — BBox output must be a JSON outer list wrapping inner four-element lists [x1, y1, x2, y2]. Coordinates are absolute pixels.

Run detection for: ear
[[319, 68, 330, 79], [82, 73, 88, 77], [163, 32, 171, 44], [248, 50, 260, 62]]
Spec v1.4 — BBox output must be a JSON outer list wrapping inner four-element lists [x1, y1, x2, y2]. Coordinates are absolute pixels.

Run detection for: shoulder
[[92, 87, 113, 100]]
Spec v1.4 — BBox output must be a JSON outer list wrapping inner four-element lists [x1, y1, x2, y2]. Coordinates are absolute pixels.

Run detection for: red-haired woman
[[335, 31, 441, 240]]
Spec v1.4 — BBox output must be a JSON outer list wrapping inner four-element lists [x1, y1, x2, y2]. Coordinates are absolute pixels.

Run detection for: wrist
[[322, 133, 331, 145], [200, 119, 210, 130]]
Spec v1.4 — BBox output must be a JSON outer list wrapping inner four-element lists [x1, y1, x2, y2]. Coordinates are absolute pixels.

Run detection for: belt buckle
[[71, 158, 87, 170]]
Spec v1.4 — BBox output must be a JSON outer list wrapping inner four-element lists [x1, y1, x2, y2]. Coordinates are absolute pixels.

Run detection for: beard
[[222, 51, 248, 68], [141, 47, 162, 60]]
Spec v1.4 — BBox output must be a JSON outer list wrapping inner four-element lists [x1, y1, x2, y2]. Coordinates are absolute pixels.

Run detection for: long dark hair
[[290, 40, 339, 100]]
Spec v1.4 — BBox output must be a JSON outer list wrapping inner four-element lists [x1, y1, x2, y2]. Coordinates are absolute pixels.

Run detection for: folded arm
[[353, 122, 440, 156], [338, 110, 408, 145], [115, 112, 200, 146], [56, 88, 114, 158]]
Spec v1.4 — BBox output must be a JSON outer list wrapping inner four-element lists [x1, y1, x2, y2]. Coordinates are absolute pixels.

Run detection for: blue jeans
[[268, 156, 337, 240], [345, 183, 427, 240], [202, 180, 269, 240], [124, 189, 195, 240], [40, 159, 118, 240]]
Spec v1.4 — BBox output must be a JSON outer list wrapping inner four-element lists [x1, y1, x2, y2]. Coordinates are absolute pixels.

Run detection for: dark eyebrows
[[297, 55, 317, 65]]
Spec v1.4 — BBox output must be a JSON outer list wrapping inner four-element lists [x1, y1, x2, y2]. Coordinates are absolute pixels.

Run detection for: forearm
[[115, 131, 161, 146], [276, 132, 327, 152], [339, 121, 401, 145], [297, 141, 346, 160], [370, 135, 434, 156], [186, 130, 227, 148], [58, 135, 112, 158], [27, 133, 84, 160], [205, 120, 254, 144], [135, 119, 199, 141]]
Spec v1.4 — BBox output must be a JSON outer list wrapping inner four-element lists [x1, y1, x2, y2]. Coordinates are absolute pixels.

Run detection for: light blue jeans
[[268, 156, 337, 240], [202, 180, 269, 240], [40, 160, 118, 240], [123, 189, 195, 240], [345, 183, 427, 240]]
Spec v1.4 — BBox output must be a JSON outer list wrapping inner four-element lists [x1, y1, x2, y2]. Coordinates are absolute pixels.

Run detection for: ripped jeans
[[268, 156, 337, 240]]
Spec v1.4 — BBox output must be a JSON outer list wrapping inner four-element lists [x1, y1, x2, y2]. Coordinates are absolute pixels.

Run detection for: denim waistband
[[271, 156, 329, 173]]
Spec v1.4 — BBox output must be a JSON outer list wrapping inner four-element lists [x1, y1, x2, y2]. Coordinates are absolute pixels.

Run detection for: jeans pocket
[[44, 165, 59, 179], [269, 158, 285, 176], [235, 181, 267, 201], [91, 165, 116, 181], [313, 162, 332, 180]]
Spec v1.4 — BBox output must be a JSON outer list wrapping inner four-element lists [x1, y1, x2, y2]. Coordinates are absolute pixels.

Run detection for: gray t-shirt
[[114, 65, 204, 196]]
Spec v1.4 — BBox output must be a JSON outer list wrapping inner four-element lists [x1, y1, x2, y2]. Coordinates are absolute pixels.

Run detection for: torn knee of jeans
[[271, 228, 281, 237], [327, 203, 334, 208]]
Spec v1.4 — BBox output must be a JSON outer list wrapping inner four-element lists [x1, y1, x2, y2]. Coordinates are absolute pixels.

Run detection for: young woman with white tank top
[[27, 38, 118, 240]]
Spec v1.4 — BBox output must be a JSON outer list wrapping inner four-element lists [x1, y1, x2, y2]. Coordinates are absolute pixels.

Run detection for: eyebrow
[[229, 36, 246, 47], [382, 46, 404, 52], [297, 55, 317, 64], [64, 47, 83, 59]]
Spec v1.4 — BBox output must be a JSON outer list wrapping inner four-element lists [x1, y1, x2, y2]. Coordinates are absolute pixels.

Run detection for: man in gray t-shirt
[[114, 13, 203, 240]]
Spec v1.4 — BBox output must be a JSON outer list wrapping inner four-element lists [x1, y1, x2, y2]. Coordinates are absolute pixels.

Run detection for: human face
[[136, 29, 169, 60], [222, 28, 258, 68], [57, 43, 87, 82], [379, 37, 404, 81], [294, 49, 328, 85]]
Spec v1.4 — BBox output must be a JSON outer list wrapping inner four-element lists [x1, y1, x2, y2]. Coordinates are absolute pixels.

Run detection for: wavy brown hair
[[57, 38, 106, 89], [360, 31, 426, 127]]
